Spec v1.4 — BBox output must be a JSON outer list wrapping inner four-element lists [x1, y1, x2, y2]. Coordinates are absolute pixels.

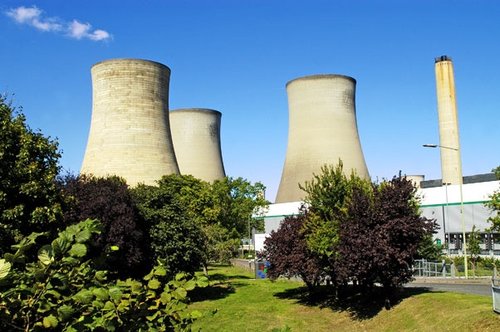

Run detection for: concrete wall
[[81, 58, 179, 186], [170, 108, 225, 182], [275, 74, 370, 203]]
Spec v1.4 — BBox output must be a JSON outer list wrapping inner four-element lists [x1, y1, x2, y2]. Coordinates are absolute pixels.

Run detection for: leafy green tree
[[467, 225, 481, 277], [485, 166, 500, 232], [0, 219, 208, 331], [196, 177, 268, 265], [0, 97, 63, 255], [299, 163, 435, 299], [132, 174, 268, 272], [299, 162, 366, 275], [416, 233, 443, 261], [203, 224, 240, 264], [59, 174, 151, 278], [132, 175, 207, 279], [209, 177, 269, 237]]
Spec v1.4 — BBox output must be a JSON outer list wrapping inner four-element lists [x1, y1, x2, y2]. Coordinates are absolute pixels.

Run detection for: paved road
[[405, 278, 493, 296]]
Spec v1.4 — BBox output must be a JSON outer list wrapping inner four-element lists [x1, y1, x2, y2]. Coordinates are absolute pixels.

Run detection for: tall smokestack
[[81, 58, 179, 186], [434, 55, 462, 185], [170, 108, 226, 182], [275, 74, 370, 203]]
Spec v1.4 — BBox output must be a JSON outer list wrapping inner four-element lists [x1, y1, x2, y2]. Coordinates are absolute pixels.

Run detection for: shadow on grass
[[189, 271, 252, 303], [189, 282, 235, 303], [273, 284, 438, 320], [208, 273, 252, 282]]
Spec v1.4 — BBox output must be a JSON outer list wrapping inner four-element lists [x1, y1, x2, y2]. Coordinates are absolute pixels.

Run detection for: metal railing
[[413, 259, 454, 277]]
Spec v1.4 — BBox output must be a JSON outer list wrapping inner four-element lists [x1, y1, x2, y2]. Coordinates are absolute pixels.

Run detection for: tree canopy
[[132, 175, 207, 279], [266, 163, 435, 299], [131, 174, 269, 269], [0, 97, 63, 255], [59, 174, 150, 278]]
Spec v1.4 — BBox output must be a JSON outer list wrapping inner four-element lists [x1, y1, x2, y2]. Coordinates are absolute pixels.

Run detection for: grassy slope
[[189, 265, 499, 332]]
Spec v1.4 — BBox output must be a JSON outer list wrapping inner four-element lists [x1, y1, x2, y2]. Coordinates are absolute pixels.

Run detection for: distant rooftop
[[420, 173, 497, 188]]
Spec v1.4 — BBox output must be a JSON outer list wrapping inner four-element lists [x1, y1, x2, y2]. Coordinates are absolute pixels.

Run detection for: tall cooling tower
[[275, 74, 370, 203], [81, 58, 179, 186], [435, 56, 462, 185], [170, 108, 225, 182]]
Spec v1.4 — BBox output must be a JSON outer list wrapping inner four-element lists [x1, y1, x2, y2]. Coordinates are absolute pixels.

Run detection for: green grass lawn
[[189, 265, 500, 332]]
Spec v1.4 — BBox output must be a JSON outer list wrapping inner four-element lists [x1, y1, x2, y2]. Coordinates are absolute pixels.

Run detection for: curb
[[411, 277, 492, 285]]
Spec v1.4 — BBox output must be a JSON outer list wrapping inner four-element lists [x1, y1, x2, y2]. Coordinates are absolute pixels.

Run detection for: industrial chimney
[[275, 74, 370, 203], [81, 58, 179, 186], [434, 56, 462, 185], [170, 108, 226, 182]]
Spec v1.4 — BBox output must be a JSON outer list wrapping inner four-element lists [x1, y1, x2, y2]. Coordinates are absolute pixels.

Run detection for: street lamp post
[[443, 182, 450, 255], [423, 143, 468, 279]]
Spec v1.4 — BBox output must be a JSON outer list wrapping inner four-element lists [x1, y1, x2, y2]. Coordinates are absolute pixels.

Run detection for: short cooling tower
[[81, 58, 179, 186], [170, 108, 225, 182], [275, 74, 370, 203], [435, 56, 462, 185]]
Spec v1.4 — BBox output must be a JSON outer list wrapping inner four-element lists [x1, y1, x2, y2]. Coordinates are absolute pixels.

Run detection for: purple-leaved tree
[[265, 212, 323, 291]]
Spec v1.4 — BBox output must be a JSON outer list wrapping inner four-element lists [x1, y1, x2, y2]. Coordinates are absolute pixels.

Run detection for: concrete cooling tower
[[275, 74, 370, 203], [435, 55, 462, 185], [170, 108, 226, 182], [81, 58, 179, 186]]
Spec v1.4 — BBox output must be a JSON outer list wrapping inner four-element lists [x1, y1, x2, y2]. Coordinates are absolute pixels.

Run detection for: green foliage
[[467, 225, 481, 259], [132, 175, 207, 279], [477, 256, 500, 270], [282, 162, 434, 295], [0, 219, 208, 331], [0, 96, 63, 255], [132, 174, 269, 267], [416, 234, 443, 261], [485, 166, 500, 232], [209, 177, 269, 237], [467, 225, 481, 276], [203, 224, 240, 264], [300, 162, 370, 260], [202, 177, 268, 263]]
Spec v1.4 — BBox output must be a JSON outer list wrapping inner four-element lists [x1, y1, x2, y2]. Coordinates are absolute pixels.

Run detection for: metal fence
[[413, 259, 454, 277]]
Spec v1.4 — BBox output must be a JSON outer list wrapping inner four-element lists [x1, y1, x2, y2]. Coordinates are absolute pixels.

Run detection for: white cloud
[[6, 6, 112, 42], [7, 6, 41, 23], [69, 20, 90, 39], [89, 29, 111, 41], [6, 6, 62, 32]]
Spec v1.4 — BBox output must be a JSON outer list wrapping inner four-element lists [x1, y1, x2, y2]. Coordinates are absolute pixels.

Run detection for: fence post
[[493, 271, 500, 314]]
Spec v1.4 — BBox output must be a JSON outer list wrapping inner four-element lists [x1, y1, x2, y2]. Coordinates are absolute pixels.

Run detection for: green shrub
[[477, 256, 500, 270], [0, 219, 208, 331]]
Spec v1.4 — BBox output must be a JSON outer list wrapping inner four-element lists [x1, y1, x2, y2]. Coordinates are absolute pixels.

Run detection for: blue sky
[[1, 0, 499, 202]]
